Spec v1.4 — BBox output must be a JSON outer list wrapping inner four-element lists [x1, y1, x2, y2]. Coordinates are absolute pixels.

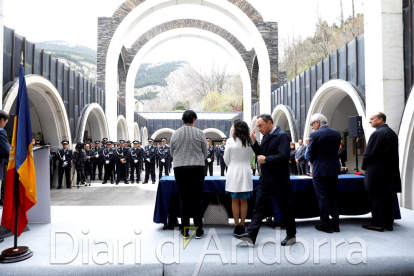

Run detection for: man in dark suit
[[0, 110, 10, 243], [102, 141, 115, 184], [129, 140, 143, 183], [235, 114, 297, 246], [204, 138, 215, 176], [115, 140, 130, 184], [219, 138, 228, 176], [157, 138, 170, 180], [361, 112, 401, 232], [295, 139, 307, 175], [307, 113, 342, 233], [143, 138, 156, 184], [57, 140, 74, 189]]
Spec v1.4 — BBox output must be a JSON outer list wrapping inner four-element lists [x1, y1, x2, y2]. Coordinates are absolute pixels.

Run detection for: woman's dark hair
[[182, 110, 197, 124], [232, 119, 252, 147]]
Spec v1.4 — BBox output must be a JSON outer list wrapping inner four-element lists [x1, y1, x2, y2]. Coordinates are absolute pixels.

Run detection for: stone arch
[[99, 0, 274, 139], [150, 128, 175, 141], [3, 75, 72, 150], [251, 55, 259, 104], [75, 103, 109, 143], [133, 122, 141, 141], [125, 28, 252, 133], [303, 80, 366, 138], [141, 126, 148, 146], [117, 115, 128, 140], [271, 105, 298, 142], [399, 88, 414, 210], [203, 128, 226, 140]]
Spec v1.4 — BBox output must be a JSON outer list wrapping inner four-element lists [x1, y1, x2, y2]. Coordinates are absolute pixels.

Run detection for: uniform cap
[[94, 140, 100, 144], [133, 140, 139, 144], [222, 137, 227, 141], [148, 138, 154, 142], [61, 140, 69, 145], [161, 138, 167, 141], [106, 141, 113, 145], [119, 139, 125, 144], [45, 143, 51, 147], [102, 138, 108, 142], [206, 138, 211, 141]]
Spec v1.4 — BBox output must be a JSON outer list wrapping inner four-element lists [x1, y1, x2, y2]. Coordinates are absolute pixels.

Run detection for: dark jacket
[[49, 151, 57, 175], [73, 150, 87, 167], [157, 145, 171, 161], [338, 148, 347, 167], [219, 144, 226, 163], [130, 147, 143, 164], [307, 125, 341, 178], [57, 148, 73, 168], [289, 148, 296, 163], [144, 145, 157, 163], [102, 148, 115, 164], [91, 146, 103, 163], [115, 147, 130, 163], [0, 128, 10, 179], [361, 124, 401, 192], [294, 145, 307, 165], [251, 126, 291, 200], [206, 145, 215, 162]]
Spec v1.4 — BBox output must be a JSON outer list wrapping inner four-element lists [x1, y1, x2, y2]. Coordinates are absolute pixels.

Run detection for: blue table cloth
[[153, 175, 400, 225]]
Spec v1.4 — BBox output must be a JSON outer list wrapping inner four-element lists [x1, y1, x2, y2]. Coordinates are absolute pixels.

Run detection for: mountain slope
[[135, 61, 187, 88]]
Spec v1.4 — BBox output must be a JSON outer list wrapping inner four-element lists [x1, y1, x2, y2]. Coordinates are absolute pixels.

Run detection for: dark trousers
[[0, 180, 4, 204], [289, 162, 297, 175], [58, 165, 72, 188], [296, 163, 306, 175], [313, 176, 339, 227], [369, 192, 395, 228], [93, 162, 103, 180], [145, 162, 156, 182], [116, 162, 128, 183], [204, 160, 213, 176], [220, 161, 227, 176], [247, 195, 297, 238], [104, 163, 115, 182], [159, 161, 169, 180], [76, 166, 87, 184], [85, 162, 93, 181], [130, 162, 141, 182], [174, 166, 205, 230], [216, 155, 220, 166]]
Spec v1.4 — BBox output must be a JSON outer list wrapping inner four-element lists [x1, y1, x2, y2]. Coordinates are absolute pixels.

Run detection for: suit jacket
[[157, 145, 171, 161], [102, 148, 115, 164], [0, 128, 10, 179], [144, 145, 157, 163], [206, 145, 215, 161], [294, 145, 307, 164], [307, 125, 341, 178], [251, 126, 291, 200], [219, 144, 226, 163], [115, 147, 130, 163], [361, 124, 401, 192], [130, 147, 143, 164]]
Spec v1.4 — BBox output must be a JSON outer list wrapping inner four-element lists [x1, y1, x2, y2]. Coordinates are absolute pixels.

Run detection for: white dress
[[224, 138, 254, 194]]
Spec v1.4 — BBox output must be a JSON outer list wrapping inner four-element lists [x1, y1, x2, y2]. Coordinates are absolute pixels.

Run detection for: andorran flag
[[1, 64, 37, 236]]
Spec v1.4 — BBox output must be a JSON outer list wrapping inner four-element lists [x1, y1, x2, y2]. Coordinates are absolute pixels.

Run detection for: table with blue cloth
[[153, 175, 401, 227]]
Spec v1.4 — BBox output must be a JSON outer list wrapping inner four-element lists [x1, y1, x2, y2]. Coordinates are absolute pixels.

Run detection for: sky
[[3, 0, 364, 74]]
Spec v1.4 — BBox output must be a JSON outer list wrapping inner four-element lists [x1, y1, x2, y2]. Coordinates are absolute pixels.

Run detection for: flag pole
[[0, 52, 33, 263]]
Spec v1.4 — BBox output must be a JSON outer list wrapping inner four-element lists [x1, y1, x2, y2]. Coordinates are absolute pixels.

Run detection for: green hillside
[[135, 61, 187, 88]]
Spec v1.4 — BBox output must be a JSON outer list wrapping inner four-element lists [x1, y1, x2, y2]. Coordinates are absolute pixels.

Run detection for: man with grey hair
[[361, 112, 401, 232], [307, 113, 342, 233]]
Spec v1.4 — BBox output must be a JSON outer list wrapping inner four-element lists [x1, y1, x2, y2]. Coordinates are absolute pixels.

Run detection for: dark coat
[[130, 147, 143, 164], [307, 125, 342, 178], [361, 124, 401, 192], [289, 148, 296, 163], [57, 148, 73, 168], [206, 145, 215, 162], [251, 126, 291, 200], [144, 145, 157, 163], [338, 148, 347, 167], [0, 128, 10, 179]]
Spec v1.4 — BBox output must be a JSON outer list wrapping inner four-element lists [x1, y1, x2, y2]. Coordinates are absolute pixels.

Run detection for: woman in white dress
[[224, 119, 254, 235]]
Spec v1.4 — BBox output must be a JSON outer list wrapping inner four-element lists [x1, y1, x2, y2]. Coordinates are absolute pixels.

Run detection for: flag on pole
[[1, 64, 37, 236]]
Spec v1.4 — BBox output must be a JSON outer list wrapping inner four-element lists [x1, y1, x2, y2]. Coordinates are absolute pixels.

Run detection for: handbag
[[203, 194, 229, 225]]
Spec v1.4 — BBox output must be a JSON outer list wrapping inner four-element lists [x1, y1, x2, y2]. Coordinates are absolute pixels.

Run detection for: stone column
[[0, 0, 4, 110], [364, 0, 404, 138]]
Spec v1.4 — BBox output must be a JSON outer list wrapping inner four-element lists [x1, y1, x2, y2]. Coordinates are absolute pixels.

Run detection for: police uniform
[[115, 140, 130, 184], [143, 139, 156, 184], [219, 138, 228, 176], [102, 141, 115, 184], [57, 140, 73, 189], [125, 140, 131, 181], [46, 143, 57, 187], [204, 138, 215, 176], [157, 138, 170, 180], [129, 140, 143, 183], [92, 140, 104, 180], [85, 145, 95, 183]]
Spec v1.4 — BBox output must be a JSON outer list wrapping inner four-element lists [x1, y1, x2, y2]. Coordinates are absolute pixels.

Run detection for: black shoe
[[152, 182, 156, 184], [124, 182, 129, 184], [0, 238, 3, 243], [142, 182, 148, 184], [233, 225, 245, 236], [234, 232, 256, 245], [333, 225, 340, 232], [385, 225, 393, 231], [181, 230, 189, 239], [196, 229, 204, 239], [315, 224, 333, 233], [102, 182, 107, 184], [57, 186, 62, 189], [111, 181, 114, 184], [281, 235, 296, 246], [362, 225, 384, 232], [67, 186, 72, 189]]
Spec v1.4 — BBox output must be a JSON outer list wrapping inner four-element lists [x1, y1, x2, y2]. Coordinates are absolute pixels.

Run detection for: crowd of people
[[169, 109, 402, 245]]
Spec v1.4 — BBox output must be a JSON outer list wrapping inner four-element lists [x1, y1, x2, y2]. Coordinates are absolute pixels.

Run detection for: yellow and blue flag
[[1, 64, 37, 236]]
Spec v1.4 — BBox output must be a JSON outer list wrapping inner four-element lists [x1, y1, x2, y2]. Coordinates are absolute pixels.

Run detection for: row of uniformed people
[[49, 137, 173, 188]]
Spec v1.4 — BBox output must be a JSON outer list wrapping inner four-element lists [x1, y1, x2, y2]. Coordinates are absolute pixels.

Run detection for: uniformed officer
[[57, 140, 73, 189], [215, 144, 220, 166], [126, 140, 131, 148], [157, 138, 170, 180], [73, 142, 87, 188], [143, 138, 156, 184], [205, 138, 215, 176], [102, 141, 115, 184], [219, 138, 228, 176], [115, 140, 130, 184], [125, 140, 132, 181], [46, 143, 56, 188], [84, 143, 94, 185], [92, 140, 103, 180], [101, 138, 108, 149], [129, 140, 143, 183], [155, 143, 160, 169]]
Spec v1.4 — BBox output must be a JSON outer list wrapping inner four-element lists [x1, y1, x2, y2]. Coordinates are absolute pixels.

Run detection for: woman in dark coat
[[289, 142, 297, 175], [338, 140, 347, 173]]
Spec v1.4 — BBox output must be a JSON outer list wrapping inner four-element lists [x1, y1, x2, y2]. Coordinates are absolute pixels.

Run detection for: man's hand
[[251, 129, 257, 143], [308, 162, 312, 167], [296, 159, 299, 163], [146, 158, 150, 162], [258, 155, 266, 164]]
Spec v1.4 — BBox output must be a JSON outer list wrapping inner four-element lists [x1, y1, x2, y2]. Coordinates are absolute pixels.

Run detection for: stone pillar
[[364, 0, 404, 138], [0, 0, 4, 110]]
